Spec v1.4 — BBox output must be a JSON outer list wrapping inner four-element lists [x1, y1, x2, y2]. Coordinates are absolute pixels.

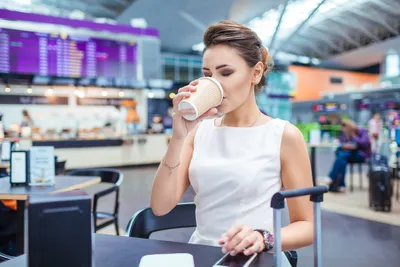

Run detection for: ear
[[252, 62, 264, 85]]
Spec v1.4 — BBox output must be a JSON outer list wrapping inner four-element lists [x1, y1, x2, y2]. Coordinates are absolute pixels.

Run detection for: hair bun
[[262, 46, 274, 74]]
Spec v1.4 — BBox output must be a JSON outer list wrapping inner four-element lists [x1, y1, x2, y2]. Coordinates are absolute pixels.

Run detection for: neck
[[223, 90, 261, 127]]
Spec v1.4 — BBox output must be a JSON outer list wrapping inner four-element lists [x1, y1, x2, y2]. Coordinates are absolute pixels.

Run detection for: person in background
[[328, 119, 371, 192], [149, 115, 164, 134], [163, 107, 174, 130], [368, 112, 383, 153], [21, 109, 33, 128], [0, 200, 17, 256]]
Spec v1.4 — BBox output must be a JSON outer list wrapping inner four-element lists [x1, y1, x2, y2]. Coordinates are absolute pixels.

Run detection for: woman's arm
[[280, 123, 314, 250], [150, 125, 198, 216]]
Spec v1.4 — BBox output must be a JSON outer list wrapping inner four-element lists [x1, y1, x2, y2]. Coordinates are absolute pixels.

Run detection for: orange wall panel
[[289, 65, 380, 102]]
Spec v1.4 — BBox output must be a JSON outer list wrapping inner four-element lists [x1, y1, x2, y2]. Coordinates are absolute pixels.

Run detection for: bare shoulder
[[281, 122, 306, 147]]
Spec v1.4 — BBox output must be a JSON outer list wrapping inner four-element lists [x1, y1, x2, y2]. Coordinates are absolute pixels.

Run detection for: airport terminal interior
[[0, 0, 400, 266]]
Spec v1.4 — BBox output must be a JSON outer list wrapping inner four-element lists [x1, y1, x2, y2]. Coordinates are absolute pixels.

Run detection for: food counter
[[2, 134, 171, 169]]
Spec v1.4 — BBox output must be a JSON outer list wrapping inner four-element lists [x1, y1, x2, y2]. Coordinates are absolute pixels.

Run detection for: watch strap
[[254, 229, 274, 252]]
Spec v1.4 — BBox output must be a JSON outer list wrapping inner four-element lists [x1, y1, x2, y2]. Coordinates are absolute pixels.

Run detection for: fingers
[[172, 92, 191, 110], [243, 232, 264, 255], [221, 225, 251, 254], [231, 233, 258, 256], [220, 224, 244, 245], [178, 85, 197, 93], [196, 108, 218, 122], [189, 79, 199, 86], [220, 226, 264, 256], [243, 242, 261, 256]]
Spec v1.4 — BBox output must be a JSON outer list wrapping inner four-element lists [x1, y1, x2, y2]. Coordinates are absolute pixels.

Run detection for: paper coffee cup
[[178, 77, 223, 121]]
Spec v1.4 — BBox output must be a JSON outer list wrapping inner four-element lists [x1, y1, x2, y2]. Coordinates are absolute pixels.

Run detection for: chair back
[[55, 160, 67, 175], [68, 168, 123, 186], [0, 252, 14, 262], [126, 202, 196, 238]]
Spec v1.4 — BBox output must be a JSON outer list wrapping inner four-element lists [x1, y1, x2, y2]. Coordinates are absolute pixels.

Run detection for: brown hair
[[341, 118, 357, 131], [203, 20, 274, 93]]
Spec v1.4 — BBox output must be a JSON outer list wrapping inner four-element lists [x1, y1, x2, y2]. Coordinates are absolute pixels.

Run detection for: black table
[[0, 176, 101, 255], [0, 234, 275, 267]]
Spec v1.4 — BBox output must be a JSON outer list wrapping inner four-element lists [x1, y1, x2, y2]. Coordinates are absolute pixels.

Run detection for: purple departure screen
[[0, 28, 137, 78]]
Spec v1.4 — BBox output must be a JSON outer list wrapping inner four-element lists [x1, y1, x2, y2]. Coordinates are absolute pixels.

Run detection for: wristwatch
[[254, 229, 274, 251]]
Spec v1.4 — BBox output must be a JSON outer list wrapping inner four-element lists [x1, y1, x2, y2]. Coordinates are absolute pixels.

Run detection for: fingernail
[[222, 248, 227, 254], [230, 251, 236, 256]]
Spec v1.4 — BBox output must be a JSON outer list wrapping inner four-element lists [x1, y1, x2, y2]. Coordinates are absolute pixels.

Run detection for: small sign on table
[[29, 146, 55, 186], [10, 150, 30, 186]]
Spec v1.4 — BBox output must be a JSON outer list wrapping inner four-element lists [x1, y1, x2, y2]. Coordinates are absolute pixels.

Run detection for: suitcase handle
[[271, 186, 328, 267]]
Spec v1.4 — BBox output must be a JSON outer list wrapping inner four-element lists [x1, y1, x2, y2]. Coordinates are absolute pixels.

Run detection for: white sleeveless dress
[[188, 118, 291, 266]]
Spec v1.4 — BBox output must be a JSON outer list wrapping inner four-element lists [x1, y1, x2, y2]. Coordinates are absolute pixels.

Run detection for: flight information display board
[[0, 28, 137, 78]]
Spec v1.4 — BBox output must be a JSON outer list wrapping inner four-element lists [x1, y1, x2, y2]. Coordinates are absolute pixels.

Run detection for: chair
[[68, 168, 123, 235], [348, 159, 366, 192], [0, 252, 14, 262], [126, 202, 297, 267], [55, 160, 67, 175]]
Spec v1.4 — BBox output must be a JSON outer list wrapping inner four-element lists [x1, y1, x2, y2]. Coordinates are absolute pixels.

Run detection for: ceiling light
[[15, 0, 32, 5], [130, 18, 148, 28], [5, 86, 11, 93], [311, 58, 321, 65], [119, 90, 125, 98], [46, 88, 54, 96], [101, 89, 108, 97], [192, 42, 205, 52], [147, 92, 154, 98], [27, 87, 32, 94]]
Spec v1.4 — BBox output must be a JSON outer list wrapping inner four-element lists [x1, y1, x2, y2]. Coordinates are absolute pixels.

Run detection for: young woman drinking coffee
[[150, 21, 313, 266]]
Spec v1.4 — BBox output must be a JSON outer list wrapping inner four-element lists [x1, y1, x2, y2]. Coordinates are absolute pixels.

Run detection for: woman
[[328, 119, 371, 192], [21, 109, 33, 128], [150, 21, 313, 265]]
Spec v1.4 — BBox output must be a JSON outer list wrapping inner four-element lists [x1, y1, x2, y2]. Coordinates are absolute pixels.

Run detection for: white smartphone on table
[[213, 252, 258, 267]]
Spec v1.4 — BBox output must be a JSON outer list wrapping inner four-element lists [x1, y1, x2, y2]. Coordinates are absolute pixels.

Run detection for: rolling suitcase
[[271, 185, 328, 267], [369, 153, 391, 212]]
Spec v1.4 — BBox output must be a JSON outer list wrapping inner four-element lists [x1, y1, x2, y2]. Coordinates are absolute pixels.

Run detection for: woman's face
[[202, 45, 261, 114]]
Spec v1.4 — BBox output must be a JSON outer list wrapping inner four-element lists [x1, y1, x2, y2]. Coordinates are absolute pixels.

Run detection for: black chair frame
[[68, 168, 123, 235]]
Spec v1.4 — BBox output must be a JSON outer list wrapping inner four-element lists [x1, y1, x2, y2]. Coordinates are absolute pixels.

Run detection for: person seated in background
[[328, 119, 371, 192], [148, 115, 164, 134], [0, 200, 17, 256], [368, 112, 383, 153]]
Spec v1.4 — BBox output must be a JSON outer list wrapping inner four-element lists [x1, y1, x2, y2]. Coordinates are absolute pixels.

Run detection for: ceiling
[[0, 0, 137, 20], [117, 0, 400, 69], [117, 0, 285, 53], [2, 0, 400, 69]]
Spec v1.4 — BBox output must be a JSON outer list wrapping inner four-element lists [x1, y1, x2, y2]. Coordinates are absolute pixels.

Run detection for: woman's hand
[[172, 80, 218, 140], [218, 224, 265, 256]]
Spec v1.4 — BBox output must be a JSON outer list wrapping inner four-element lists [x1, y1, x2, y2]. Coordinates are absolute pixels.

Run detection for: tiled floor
[[88, 164, 400, 267]]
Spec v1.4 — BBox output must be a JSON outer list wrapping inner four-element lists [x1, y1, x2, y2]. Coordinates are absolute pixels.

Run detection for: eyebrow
[[202, 64, 231, 71]]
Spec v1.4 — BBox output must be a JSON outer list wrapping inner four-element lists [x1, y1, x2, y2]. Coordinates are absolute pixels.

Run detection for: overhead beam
[[348, 8, 399, 35], [273, 0, 328, 57], [269, 0, 289, 52], [329, 16, 380, 41], [292, 38, 329, 58], [179, 10, 207, 32], [369, 0, 400, 16], [297, 34, 342, 52], [310, 23, 360, 47]]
